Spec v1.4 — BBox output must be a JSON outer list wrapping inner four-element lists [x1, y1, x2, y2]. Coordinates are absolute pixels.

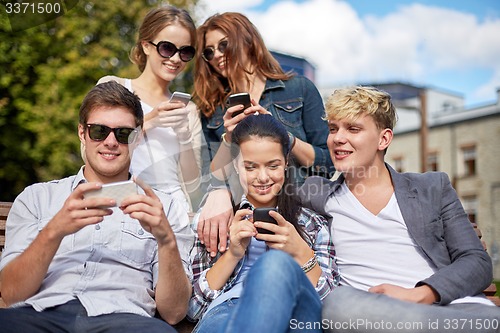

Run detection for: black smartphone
[[226, 92, 251, 118], [253, 207, 278, 234]]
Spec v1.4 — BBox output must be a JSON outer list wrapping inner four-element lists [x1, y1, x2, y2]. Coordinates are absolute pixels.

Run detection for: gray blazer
[[298, 163, 493, 305]]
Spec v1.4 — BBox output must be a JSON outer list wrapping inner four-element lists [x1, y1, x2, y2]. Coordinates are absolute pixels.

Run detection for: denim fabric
[[220, 250, 323, 333], [0, 299, 176, 333], [200, 76, 334, 192], [322, 286, 500, 333]]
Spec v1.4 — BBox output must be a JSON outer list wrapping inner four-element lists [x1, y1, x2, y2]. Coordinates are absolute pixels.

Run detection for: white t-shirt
[[326, 182, 493, 306]]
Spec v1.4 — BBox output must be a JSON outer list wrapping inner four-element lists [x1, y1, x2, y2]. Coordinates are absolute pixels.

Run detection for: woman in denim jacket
[[193, 12, 334, 256]]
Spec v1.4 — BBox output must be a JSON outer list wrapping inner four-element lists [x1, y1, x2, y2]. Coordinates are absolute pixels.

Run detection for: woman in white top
[[97, 5, 201, 212]]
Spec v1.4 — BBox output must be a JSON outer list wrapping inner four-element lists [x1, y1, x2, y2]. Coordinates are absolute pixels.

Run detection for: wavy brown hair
[[193, 12, 293, 118], [130, 5, 196, 73]]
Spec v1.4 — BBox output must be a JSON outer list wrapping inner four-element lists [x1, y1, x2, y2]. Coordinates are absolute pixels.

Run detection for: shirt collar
[[72, 166, 87, 191], [71, 166, 133, 191], [263, 79, 285, 93]]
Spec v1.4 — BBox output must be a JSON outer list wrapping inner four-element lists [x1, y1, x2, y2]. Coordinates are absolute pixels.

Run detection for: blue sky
[[197, 0, 500, 107]]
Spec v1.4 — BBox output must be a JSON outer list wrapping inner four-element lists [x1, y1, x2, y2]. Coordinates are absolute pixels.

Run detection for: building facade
[[378, 84, 500, 278]]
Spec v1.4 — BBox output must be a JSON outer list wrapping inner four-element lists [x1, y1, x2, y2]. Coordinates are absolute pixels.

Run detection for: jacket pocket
[[273, 100, 303, 128]]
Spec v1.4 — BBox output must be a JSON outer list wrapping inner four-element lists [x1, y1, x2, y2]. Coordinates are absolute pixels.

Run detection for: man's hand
[[120, 178, 174, 246], [197, 189, 233, 257], [369, 284, 438, 304], [0, 182, 114, 306], [48, 182, 114, 239]]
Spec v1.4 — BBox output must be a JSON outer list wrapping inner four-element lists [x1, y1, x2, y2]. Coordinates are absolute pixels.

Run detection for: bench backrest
[[0, 202, 12, 254]]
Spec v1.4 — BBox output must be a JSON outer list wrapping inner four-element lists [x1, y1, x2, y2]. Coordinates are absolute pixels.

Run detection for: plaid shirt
[[187, 199, 339, 321]]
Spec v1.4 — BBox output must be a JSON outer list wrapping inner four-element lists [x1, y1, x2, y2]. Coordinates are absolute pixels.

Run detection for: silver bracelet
[[301, 253, 318, 273]]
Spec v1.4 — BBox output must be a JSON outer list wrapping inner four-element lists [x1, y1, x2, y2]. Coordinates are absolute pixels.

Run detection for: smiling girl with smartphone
[[188, 114, 338, 333]]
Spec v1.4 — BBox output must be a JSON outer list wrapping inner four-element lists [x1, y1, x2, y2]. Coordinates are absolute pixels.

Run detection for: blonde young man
[[299, 86, 500, 332], [0, 82, 193, 333]]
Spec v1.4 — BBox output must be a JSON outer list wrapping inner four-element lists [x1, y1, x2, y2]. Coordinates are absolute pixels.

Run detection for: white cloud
[[196, 0, 500, 105]]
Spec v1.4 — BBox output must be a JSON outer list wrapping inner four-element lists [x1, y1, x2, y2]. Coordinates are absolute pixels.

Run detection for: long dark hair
[[230, 114, 308, 241]]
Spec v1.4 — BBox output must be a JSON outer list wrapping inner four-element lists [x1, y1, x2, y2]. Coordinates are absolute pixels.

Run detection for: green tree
[[0, 0, 199, 201]]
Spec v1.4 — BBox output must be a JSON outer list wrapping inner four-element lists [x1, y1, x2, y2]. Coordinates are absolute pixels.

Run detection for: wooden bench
[[1, 201, 499, 320], [0, 201, 11, 308]]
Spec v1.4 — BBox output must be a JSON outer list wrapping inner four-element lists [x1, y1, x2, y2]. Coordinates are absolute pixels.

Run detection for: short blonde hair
[[325, 86, 397, 130]]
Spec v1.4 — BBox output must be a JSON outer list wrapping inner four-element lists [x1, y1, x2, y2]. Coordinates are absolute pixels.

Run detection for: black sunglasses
[[149, 41, 195, 62], [202, 40, 228, 62], [86, 124, 139, 145]]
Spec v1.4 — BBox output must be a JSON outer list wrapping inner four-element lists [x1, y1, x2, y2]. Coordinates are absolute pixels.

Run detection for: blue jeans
[[323, 286, 500, 332], [194, 250, 322, 333], [0, 299, 176, 333]]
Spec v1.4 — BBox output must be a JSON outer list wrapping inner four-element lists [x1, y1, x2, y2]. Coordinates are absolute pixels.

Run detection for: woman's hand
[[146, 100, 191, 138], [228, 208, 256, 259], [222, 99, 270, 143], [254, 210, 311, 262]]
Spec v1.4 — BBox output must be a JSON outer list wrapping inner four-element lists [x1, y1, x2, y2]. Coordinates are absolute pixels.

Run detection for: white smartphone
[[84, 180, 138, 206], [169, 91, 191, 105]]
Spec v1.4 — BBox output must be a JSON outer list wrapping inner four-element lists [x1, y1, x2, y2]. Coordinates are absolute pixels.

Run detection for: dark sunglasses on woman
[[202, 40, 228, 62], [149, 41, 195, 62], [86, 124, 139, 145]]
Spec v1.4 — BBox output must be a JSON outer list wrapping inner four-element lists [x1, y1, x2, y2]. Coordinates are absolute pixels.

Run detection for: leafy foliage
[[0, 0, 198, 200]]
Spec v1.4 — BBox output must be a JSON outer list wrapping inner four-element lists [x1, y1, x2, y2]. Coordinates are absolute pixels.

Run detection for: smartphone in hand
[[226, 92, 251, 118], [253, 207, 278, 234], [84, 180, 138, 206], [169, 91, 191, 105]]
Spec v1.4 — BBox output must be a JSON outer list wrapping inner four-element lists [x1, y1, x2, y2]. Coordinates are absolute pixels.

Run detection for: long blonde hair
[[130, 5, 196, 72]]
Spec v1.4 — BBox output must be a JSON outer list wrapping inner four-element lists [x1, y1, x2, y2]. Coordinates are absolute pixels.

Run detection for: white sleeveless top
[[124, 79, 188, 211]]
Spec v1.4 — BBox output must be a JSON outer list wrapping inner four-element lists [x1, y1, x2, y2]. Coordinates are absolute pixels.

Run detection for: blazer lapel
[[388, 165, 428, 253]]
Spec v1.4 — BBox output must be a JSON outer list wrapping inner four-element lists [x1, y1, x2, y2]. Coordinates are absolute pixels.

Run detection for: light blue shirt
[[204, 237, 267, 313], [0, 167, 194, 317]]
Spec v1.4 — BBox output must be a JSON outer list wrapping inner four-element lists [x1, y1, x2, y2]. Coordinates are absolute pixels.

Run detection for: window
[[393, 157, 404, 173], [462, 195, 477, 224], [427, 152, 439, 171], [462, 146, 476, 176]]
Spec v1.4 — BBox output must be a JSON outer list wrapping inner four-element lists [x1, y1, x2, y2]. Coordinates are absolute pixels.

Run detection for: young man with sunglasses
[[0, 81, 194, 333], [299, 86, 500, 332]]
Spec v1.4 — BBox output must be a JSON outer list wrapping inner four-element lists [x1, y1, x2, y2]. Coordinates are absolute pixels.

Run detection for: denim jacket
[[200, 76, 335, 188]]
